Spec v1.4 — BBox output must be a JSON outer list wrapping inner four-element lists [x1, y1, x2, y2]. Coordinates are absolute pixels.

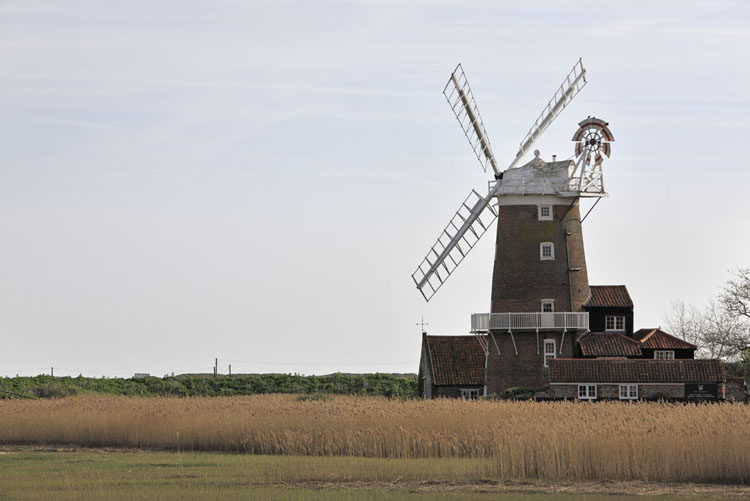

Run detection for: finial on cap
[[534, 149, 540, 158]]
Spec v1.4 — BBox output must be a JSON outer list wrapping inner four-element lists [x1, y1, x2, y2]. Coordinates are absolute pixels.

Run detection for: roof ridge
[[654, 328, 698, 348], [425, 336, 437, 384], [639, 328, 658, 343], [589, 332, 641, 343]]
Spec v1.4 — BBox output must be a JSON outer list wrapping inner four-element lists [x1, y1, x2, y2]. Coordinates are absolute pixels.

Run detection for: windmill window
[[541, 300, 555, 313], [654, 350, 675, 360], [539, 205, 552, 220], [543, 339, 556, 367], [540, 243, 555, 260], [605, 316, 625, 331]]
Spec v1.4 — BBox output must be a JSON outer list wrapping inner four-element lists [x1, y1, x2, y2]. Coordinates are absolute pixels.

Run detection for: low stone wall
[[433, 385, 483, 399], [550, 383, 684, 400], [639, 384, 683, 400]]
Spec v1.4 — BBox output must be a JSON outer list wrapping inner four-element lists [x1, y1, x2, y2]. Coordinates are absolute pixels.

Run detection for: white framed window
[[578, 384, 597, 400], [605, 316, 625, 331], [543, 339, 556, 367], [461, 389, 480, 400], [654, 350, 675, 360], [540, 242, 555, 260], [538, 205, 552, 221], [619, 384, 638, 400], [541, 300, 554, 313]]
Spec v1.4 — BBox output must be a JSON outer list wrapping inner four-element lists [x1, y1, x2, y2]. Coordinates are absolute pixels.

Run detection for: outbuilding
[[418, 334, 485, 399], [548, 358, 725, 401]]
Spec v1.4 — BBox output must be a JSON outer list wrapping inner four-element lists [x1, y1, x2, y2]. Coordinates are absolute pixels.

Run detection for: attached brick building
[[419, 334, 485, 399], [548, 359, 725, 401]]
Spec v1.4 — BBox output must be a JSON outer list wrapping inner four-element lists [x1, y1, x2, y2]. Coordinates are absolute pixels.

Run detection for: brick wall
[[486, 330, 575, 394], [418, 337, 432, 399], [491, 202, 590, 313], [639, 384, 683, 400], [549, 384, 576, 399]]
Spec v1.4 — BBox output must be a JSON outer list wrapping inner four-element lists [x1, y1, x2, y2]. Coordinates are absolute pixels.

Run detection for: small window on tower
[[543, 339, 556, 367], [540, 242, 554, 260], [539, 205, 552, 220], [541, 300, 554, 313]]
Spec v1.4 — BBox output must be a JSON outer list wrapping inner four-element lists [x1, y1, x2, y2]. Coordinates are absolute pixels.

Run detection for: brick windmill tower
[[412, 60, 615, 394]]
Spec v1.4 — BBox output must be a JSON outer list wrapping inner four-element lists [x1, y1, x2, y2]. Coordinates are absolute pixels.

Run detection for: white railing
[[471, 312, 589, 332]]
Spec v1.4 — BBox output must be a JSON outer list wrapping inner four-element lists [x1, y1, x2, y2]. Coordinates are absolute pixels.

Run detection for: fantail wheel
[[572, 117, 614, 166]]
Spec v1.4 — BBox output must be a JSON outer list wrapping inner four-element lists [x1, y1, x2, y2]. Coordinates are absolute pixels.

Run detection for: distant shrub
[[31, 383, 79, 399], [0, 373, 418, 399]]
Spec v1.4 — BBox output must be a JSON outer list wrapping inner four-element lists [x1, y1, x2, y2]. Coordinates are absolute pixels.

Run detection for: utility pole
[[214, 358, 218, 377], [51, 367, 54, 377], [229, 364, 232, 376]]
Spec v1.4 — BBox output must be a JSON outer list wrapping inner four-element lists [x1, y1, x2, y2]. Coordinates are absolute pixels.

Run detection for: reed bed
[[0, 395, 748, 484]]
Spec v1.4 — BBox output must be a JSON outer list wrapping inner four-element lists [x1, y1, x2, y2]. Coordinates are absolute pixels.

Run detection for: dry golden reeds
[[0, 395, 748, 484]]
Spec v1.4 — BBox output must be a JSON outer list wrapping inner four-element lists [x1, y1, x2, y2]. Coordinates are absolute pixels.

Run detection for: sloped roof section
[[579, 333, 642, 357], [584, 285, 633, 308], [426, 335, 485, 386], [549, 359, 724, 383], [634, 328, 697, 350]]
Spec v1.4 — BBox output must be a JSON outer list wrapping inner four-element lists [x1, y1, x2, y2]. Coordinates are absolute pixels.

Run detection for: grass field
[[1, 395, 749, 486], [1, 448, 748, 500]]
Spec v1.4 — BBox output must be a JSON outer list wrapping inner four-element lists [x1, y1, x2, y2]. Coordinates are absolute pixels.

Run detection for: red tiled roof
[[425, 335, 485, 386], [634, 328, 697, 350], [584, 285, 633, 308], [548, 359, 724, 383], [579, 333, 642, 357]]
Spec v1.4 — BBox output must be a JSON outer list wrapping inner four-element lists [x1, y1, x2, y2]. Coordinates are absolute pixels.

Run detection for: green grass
[[0, 450, 745, 500], [0, 373, 417, 399]]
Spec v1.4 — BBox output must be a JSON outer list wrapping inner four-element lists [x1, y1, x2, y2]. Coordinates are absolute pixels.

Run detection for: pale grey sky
[[1, 1, 749, 376]]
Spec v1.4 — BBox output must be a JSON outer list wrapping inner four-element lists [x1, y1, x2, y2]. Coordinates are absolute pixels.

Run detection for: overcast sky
[[1, 1, 749, 377]]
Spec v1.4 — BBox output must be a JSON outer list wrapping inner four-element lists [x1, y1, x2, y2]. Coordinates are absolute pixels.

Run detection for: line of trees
[[665, 268, 750, 370]]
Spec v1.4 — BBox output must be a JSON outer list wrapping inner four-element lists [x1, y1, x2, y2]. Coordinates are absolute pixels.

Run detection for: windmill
[[412, 59, 614, 303]]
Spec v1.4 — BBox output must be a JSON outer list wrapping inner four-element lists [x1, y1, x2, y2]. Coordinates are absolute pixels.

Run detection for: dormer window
[[605, 316, 625, 331], [540, 242, 554, 260], [541, 300, 554, 312], [654, 350, 675, 360], [539, 205, 552, 221]]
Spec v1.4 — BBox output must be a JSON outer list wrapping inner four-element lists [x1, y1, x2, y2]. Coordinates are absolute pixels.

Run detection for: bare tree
[[664, 300, 703, 348], [721, 268, 750, 321], [665, 299, 748, 360]]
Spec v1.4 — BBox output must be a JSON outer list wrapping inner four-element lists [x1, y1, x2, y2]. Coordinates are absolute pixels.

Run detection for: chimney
[[552, 154, 557, 162]]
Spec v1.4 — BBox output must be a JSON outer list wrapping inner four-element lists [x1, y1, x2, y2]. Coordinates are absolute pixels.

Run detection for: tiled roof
[[579, 333, 642, 357], [425, 335, 486, 386], [634, 328, 697, 350], [548, 359, 724, 383], [584, 285, 633, 308]]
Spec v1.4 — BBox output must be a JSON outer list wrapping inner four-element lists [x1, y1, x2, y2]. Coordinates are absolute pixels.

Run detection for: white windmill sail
[[444, 64, 500, 177], [507, 59, 587, 170], [412, 189, 498, 301], [413, 59, 587, 302]]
